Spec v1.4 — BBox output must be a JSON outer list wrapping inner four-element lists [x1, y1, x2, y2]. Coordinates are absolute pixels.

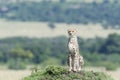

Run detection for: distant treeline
[[0, 0, 120, 29], [0, 33, 119, 65]]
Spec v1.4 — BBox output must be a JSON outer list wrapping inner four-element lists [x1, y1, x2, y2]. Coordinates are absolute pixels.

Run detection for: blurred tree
[[0, 52, 4, 62], [0, 1, 120, 28], [99, 34, 120, 54], [10, 47, 33, 59], [9, 47, 33, 69], [59, 0, 66, 3], [0, 34, 120, 67]]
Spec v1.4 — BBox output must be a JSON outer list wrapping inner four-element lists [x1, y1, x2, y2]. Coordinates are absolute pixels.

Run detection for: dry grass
[[106, 69, 120, 80], [0, 70, 31, 80], [0, 21, 120, 39]]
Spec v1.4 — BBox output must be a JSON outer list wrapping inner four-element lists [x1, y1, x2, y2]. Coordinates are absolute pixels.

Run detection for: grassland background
[[0, 20, 120, 39], [0, 0, 120, 80], [0, 21, 120, 80]]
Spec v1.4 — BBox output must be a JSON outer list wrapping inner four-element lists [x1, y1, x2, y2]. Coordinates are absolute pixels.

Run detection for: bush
[[45, 65, 67, 75], [23, 66, 114, 80], [8, 58, 26, 70]]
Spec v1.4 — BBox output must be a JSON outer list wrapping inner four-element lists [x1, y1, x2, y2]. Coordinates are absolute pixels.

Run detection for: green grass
[[23, 65, 114, 80]]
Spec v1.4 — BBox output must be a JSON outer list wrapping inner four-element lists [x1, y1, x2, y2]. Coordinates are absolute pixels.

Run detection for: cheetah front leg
[[68, 55, 72, 72], [73, 58, 77, 72]]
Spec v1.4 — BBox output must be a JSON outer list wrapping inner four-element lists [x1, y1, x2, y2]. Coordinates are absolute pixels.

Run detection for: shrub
[[48, 23, 56, 29], [23, 66, 114, 80], [45, 65, 67, 75], [8, 58, 26, 70]]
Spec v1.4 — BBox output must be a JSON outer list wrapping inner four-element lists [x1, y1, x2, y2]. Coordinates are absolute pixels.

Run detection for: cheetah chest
[[68, 37, 77, 53]]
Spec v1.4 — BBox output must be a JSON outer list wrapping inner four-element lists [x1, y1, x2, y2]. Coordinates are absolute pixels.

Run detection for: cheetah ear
[[67, 29, 71, 32], [73, 29, 77, 33]]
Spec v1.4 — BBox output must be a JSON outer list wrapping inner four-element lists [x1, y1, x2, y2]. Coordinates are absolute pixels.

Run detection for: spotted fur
[[67, 29, 84, 72]]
